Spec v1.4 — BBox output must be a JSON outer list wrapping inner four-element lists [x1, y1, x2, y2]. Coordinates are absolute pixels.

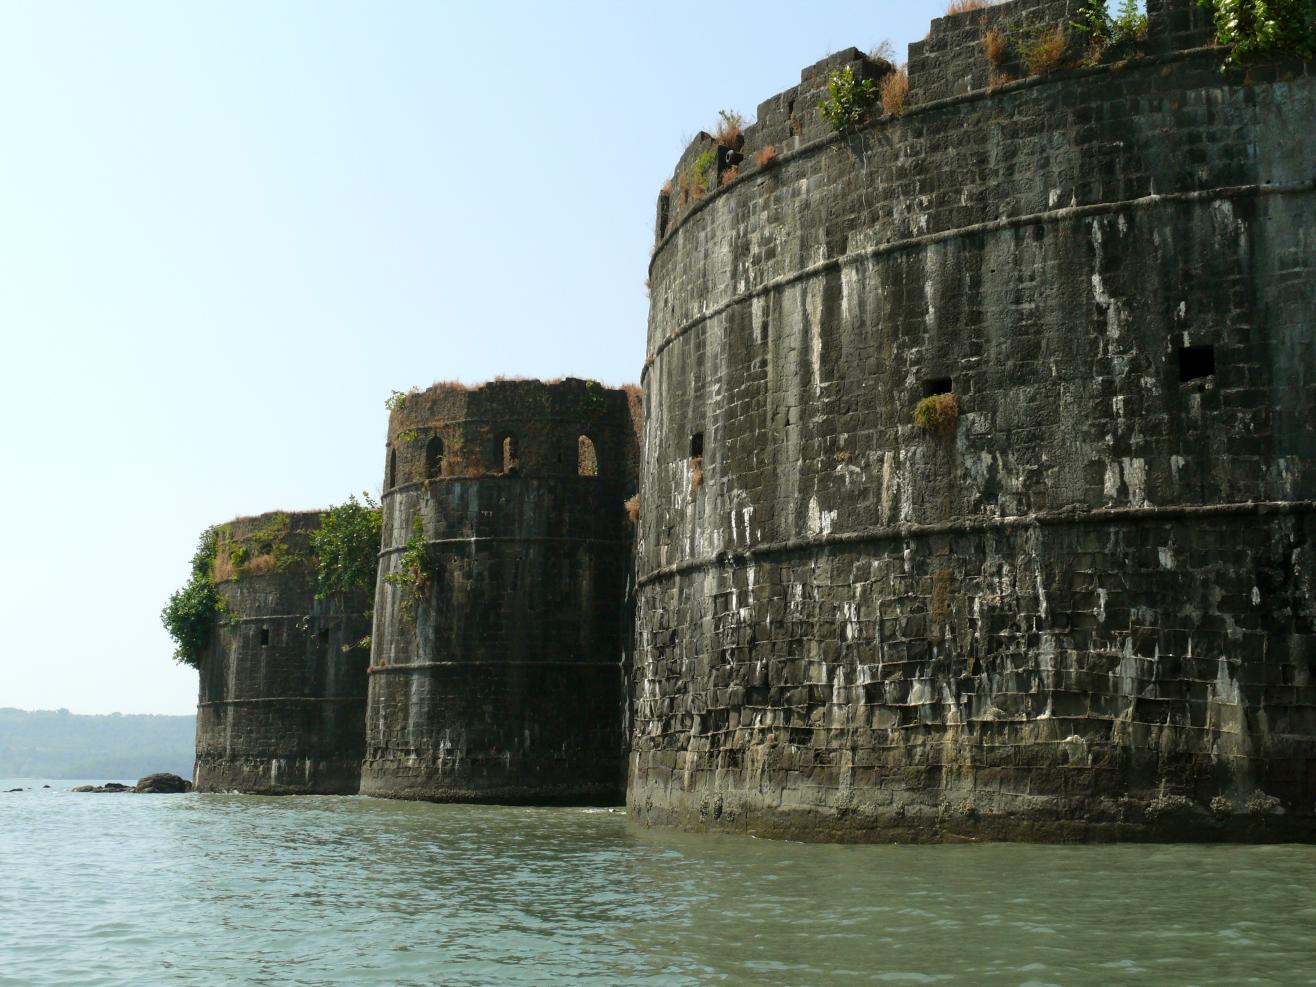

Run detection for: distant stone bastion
[[194, 510, 372, 795]]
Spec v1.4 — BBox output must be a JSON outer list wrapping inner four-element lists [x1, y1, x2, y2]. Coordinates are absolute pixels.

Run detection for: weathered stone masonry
[[632, 0, 1316, 840], [195, 511, 372, 795], [360, 379, 640, 803]]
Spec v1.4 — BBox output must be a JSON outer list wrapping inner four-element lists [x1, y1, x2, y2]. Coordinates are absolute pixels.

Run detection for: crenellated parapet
[[381, 377, 639, 485]]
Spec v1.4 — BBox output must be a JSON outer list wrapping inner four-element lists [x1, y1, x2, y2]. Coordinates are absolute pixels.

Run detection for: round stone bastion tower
[[632, 0, 1315, 841], [360, 378, 641, 803], [194, 511, 372, 794]]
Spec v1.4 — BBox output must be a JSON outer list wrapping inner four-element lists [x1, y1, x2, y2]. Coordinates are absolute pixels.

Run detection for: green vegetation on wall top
[[1071, 0, 1149, 50], [163, 495, 383, 670], [212, 513, 309, 581]]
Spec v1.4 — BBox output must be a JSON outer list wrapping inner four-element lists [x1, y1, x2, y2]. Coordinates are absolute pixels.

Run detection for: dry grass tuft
[[243, 554, 279, 576], [868, 39, 896, 63], [624, 494, 641, 524], [983, 27, 1008, 67], [755, 144, 778, 167], [988, 70, 1015, 89], [660, 177, 673, 195], [689, 455, 704, 497], [880, 66, 909, 115], [212, 553, 237, 583], [713, 109, 744, 148], [945, 0, 990, 14], [719, 164, 739, 186], [1022, 25, 1070, 75]]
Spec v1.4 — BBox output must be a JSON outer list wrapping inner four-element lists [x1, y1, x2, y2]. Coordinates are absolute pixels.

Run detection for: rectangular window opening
[[689, 432, 704, 458], [921, 377, 953, 398], [259, 627, 270, 646], [1178, 344, 1215, 382]]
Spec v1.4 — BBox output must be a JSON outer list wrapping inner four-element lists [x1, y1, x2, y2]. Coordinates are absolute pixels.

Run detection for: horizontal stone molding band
[[221, 614, 368, 624], [369, 660, 623, 674], [381, 476, 624, 500], [647, 44, 1223, 273], [198, 697, 366, 708], [641, 177, 1316, 381], [636, 499, 1316, 588], [635, 721, 1303, 742], [377, 535, 630, 559]]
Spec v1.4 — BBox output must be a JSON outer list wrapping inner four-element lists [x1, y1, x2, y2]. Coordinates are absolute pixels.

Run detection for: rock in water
[[134, 773, 193, 793], [71, 782, 133, 793]]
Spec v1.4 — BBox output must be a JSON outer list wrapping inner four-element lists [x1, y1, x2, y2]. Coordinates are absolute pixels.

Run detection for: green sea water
[[1, 781, 1313, 986]]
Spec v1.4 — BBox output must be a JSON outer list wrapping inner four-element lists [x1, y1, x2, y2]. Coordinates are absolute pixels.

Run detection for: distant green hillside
[[0, 707, 194, 780]]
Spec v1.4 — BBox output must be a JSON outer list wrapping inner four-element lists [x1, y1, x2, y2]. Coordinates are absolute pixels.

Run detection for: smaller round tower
[[194, 510, 372, 794], [361, 377, 640, 803]]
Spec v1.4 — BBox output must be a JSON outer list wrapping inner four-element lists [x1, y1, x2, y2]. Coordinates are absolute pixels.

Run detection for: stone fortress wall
[[188, 0, 1314, 841], [359, 378, 641, 803], [631, 0, 1316, 839], [194, 511, 372, 795]]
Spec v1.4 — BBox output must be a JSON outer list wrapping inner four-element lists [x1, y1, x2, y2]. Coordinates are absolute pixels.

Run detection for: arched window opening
[[578, 435, 598, 476], [501, 434, 519, 473], [425, 436, 445, 479], [388, 448, 397, 489]]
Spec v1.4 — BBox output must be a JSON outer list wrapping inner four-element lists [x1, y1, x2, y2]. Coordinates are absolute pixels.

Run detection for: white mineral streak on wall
[[806, 278, 823, 396], [806, 496, 837, 537]]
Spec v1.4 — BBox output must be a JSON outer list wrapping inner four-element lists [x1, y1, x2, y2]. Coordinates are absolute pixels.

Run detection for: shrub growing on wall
[[161, 527, 222, 668], [1198, 0, 1316, 60], [311, 493, 383, 605], [912, 393, 960, 435], [819, 66, 880, 133], [1071, 0, 1149, 50]]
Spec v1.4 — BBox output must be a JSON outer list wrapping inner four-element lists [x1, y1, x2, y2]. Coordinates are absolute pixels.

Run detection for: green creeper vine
[[384, 514, 441, 613]]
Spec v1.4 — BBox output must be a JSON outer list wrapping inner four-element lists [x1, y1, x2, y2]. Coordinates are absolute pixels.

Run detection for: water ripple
[[1, 782, 1314, 985]]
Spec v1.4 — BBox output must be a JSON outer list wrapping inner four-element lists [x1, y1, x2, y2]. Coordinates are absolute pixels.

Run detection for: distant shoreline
[[0, 708, 194, 780]]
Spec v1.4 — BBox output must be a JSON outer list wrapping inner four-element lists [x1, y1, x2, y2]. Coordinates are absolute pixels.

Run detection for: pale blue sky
[[1, 1, 963, 713]]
